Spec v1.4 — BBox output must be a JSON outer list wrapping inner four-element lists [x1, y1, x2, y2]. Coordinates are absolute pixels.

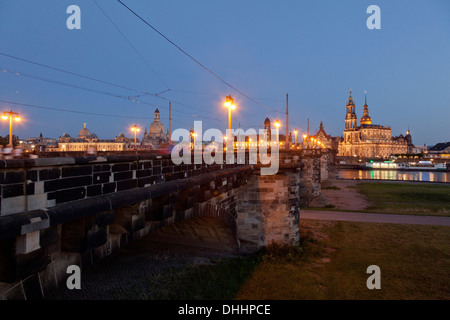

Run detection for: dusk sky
[[0, 0, 449, 146]]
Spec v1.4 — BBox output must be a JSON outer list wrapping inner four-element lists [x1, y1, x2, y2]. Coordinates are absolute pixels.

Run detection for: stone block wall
[[0, 154, 241, 216], [237, 168, 301, 253], [0, 149, 332, 299], [0, 153, 250, 299]]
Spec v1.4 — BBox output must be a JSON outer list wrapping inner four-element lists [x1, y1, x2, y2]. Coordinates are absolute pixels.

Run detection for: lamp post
[[224, 95, 236, 138], [1, 110, 20, 147], [274, 119, 280, 147], [192, 132, 197, 150], [131, 125, 140, 150], [294, 129, 298, 147]]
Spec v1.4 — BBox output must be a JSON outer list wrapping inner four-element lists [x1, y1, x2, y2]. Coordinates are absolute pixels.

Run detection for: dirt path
[[321, 180, 370, 211], [301, 210, 450, 226]]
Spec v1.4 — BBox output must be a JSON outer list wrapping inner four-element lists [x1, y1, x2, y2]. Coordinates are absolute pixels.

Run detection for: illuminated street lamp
[[191, 131, 197, 149], [294, 129, 298, 146], [1, 110, 20, 147], [274, 119, 280, 146], [224, 95, 236, 137], [131, 125, 140, 149]]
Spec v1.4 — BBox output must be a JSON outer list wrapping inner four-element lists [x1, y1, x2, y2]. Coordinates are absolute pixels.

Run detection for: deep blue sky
[[0, 0, 449, 146]]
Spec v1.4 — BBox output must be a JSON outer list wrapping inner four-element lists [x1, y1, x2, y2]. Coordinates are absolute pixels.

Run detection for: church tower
[[360, 91, 372, 125], [264, 116, 271, 142], [345, 90, 358, 130]]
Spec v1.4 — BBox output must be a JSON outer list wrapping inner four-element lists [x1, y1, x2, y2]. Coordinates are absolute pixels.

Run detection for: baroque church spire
[[360, 90, 372, 125]]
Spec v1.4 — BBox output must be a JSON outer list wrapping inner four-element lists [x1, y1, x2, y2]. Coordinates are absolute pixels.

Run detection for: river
[[337, 169, 450, 183]]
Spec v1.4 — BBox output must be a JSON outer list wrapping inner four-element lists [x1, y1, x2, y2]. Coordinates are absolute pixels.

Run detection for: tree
[[0, 135, 19, 147]]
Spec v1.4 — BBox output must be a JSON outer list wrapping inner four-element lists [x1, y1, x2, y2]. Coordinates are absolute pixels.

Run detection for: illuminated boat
[[365, 161, 446, 170]]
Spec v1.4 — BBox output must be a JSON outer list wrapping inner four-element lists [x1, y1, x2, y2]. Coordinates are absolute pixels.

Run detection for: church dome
[[78, 123, 91, 139], [360, 115, 372, 125], [149, 121, 165, 136], [147, 108, 165, 137]]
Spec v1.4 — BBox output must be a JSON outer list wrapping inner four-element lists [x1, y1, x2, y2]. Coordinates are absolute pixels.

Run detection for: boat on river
[[365, 160, 447, 171]]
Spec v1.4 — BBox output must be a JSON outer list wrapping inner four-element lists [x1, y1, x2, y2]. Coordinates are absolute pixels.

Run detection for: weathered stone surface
[[0, 151, 332, 299], [321, 179, 334, 189], [307, 194, 330, 208]]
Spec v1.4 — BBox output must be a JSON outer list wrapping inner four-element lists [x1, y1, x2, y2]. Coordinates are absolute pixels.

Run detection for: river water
[[337, 169, 450, 183]]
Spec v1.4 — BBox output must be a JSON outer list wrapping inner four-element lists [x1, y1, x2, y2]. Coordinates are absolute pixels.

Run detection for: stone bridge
[[0, 149, 333, 299]]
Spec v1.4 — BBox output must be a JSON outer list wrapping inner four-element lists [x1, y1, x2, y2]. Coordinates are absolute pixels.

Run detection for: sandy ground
[[301, 210, 450, 226], [321, 180, 370, 211]]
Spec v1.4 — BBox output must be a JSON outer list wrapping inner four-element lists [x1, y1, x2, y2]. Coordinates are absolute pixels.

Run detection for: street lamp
[[274, 119, 280, 146], [224, 95, 236, 137], [131, 125, 140, 150], [1, 110, 20, 147], [191, 132, 197, 149], [294, 129, 298, 146]]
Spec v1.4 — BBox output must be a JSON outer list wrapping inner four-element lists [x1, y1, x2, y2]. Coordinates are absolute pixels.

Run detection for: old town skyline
[[1, 1, 449, 146]]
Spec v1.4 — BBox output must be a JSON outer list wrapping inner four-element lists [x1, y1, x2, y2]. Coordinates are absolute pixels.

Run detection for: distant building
[[412, 144, 428, 154], [427, 142, 450, 160], [141, 108, 170, 148], [19, 133, 57, 152], [429, 142, 450, 152], [57, 123, 127, 152], [338, 91, 410, 158], [141, 108, 170, 149], [307, 121, 340, 152]]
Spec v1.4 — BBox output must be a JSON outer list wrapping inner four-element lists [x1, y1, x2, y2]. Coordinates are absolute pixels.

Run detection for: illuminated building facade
[[57, 123, 127, 152], [338, 91, 410, 158]]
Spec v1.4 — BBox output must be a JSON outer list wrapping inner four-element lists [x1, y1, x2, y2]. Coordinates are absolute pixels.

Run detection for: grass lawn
[[117, 220, 450, 300], [353, 183, 450, 216]]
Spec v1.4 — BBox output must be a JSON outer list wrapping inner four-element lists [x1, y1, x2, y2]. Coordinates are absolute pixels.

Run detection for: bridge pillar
[[298, 150, 330, 207], [237, 170, 301, 253]]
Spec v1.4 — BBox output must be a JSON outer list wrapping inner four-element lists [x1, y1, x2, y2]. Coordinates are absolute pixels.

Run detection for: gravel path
[[321, 180, 370, 211], [45, 235, 239, 300], [301, 210, 450, 226]]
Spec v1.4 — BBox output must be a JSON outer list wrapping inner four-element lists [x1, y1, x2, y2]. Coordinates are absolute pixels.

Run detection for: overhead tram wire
[[116, 0, 285, 115], [0, 52, 274, 127], [0, 53, 223, 119], [0, 66, 159, 107], [0, 66, 222, 122], [92, 0, 170, 90], [0, 99, 153, 120], [92, 1, 245, 119], [0, 99, 195, 129], [0, 52, 155, 97]]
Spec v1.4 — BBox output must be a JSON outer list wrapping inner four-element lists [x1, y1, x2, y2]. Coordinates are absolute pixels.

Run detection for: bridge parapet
[[0, 153, 246, 216]]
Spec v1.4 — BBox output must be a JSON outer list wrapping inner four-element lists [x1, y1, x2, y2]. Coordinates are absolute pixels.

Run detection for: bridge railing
[[0, 152, 249, 217]]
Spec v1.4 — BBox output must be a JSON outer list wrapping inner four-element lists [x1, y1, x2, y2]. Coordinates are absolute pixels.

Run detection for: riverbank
[[320, 180, 450, 217]]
